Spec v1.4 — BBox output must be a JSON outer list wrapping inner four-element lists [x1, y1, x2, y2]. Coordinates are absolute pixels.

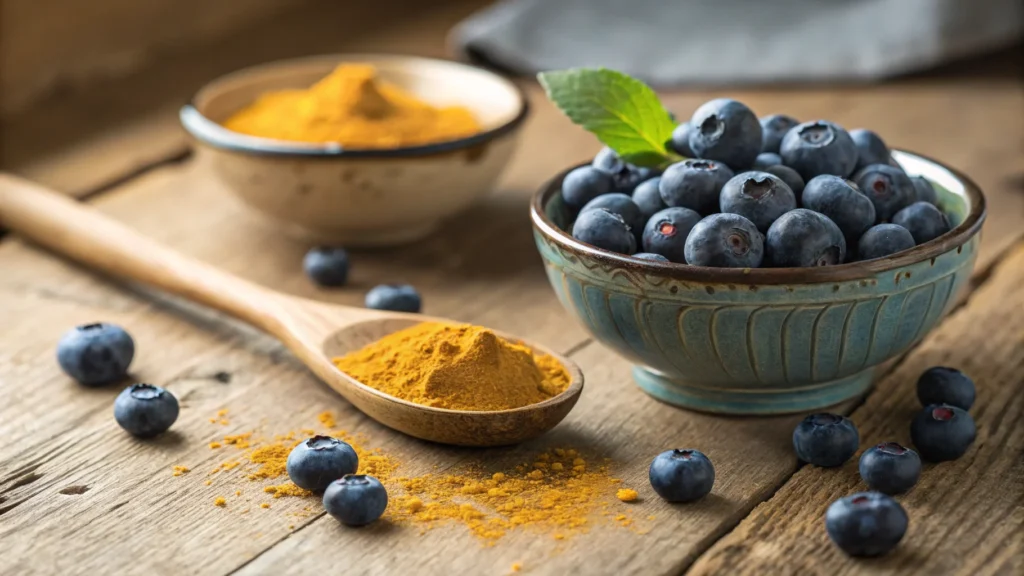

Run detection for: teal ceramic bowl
[[531, 150, 986, 415]]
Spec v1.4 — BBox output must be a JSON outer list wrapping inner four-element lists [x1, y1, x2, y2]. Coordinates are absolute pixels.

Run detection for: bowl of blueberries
[[531, 98, 985, 415]]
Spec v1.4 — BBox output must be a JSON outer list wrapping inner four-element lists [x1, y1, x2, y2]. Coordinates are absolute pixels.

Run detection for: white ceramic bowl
[[180, 54, 528, 246]]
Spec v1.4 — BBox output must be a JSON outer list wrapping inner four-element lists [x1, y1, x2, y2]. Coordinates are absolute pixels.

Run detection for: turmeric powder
[[223, 64, 480, 148], [332, 322, 571, 411]]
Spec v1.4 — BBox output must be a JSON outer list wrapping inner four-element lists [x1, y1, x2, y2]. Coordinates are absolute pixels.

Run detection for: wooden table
[[1, 3, 1022, 574]]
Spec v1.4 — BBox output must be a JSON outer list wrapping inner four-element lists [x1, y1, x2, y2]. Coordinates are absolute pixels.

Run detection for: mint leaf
[[538, 68, 679, 167]]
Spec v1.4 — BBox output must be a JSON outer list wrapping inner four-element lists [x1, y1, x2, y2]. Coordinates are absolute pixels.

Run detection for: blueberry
[[580, 193, 646, 238], [764, 165, 806, 197], [113, 383, 179, 437], [572, 208, 637, 254], [850, 129, 891, 172], [911, 404, 976, 462], [719, 171, 797, 233], [659, 159, 734, 215], [792, 413, 859, 467], [593, 146, 625, 174], [760, 114, 800, 154], [688, 99, 762, 169], [892, 201, 951, 244], [826, 492, 908, 557], [684, 213, 764, 268], [642, 207, 702, 263], [633, 253, 670, 262], [856, 224, 915, 261], [780, 120, 859, 180], [910, 175, 938, 205], [858, 442, 921, 495], [648, 449, 715, 503], [561, 166, 613, 209], [286, 435, 359, 492], [365, 284, 422, 313], [765, 209, 846, 267], [303, 247, 350, 287], [323, 474, 388, 526], [669, 122, 696, 157], [752, 152, 782, 170], [801, 175, 876, 247], [916, 366, 976, 410], [632, 177, 667, 221], [57, 323, 135, 386], [852, 163, 915, 222], [592, 147, 657, 193]]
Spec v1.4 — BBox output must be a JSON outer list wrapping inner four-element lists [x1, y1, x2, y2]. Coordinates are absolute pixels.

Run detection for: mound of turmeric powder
[[332, 322, 571, 411], [223, 63, 480, 148]]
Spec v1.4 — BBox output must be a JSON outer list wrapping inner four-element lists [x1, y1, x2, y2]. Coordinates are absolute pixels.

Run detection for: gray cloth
[[452, 0, 1023, 85]]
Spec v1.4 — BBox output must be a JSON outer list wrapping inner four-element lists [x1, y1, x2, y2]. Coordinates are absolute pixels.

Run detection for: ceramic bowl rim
[[179, 53, 529, 159], [530, 149, 986, 285]]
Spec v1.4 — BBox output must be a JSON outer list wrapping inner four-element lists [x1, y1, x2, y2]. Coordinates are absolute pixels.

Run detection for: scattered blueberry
[[858, 442, 921, 495], [286, 435, 359, 492], [892, 201, 951, 244], [852, 163, 915, 221], [780, 120, 859, 180], [760, 114, 800, 154], [659, 159, 734, 215], [669, 122, 696, 157], [684, 213, 764, 268], [57, 323, 135, 386], [911, 404, 976, 462], [561, 166, 613, 209], [303, 247, 350, 287], [719, 171, 797, 233], [632, 177, 667, 220], [323, 474, 388, 526], [857, 224, 916, 261], [633, 252, 670, 262], [910, 175, 938, 205], [753, 152, 782, 170], [688, 98, 763, 169], [916, 367, 976, 410], [592, 147, 657, 193], [648, 449, 715, 503], [365, 284, 422, 313], [826, 492, 908, 557], [765, 209, 846, 267], [764, 165, 806, 197], [580, 193, 646, 238], [801, 175, 876, 247], [850, 129, 891, 172], [792, 413, 859, 467], [642, 207, 702, 263], [113, 383, 179, 438], [572, 208, 637, 254]]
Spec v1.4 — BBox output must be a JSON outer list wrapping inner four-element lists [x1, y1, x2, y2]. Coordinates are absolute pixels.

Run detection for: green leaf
[[538, 68, 680, 167]]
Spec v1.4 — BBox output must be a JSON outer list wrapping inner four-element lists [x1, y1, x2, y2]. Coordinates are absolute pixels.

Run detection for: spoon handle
[[0, 174, 283, 334]]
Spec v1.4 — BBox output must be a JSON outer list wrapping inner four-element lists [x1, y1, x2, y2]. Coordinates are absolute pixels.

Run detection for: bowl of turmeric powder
[[180, 55, 528, 246]]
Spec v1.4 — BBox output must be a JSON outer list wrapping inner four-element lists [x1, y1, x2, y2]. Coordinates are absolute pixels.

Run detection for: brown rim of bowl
[[530, 149, 986, 285]]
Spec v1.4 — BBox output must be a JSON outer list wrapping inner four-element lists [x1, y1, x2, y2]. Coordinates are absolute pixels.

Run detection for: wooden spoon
[[0, 174, 583, 446]]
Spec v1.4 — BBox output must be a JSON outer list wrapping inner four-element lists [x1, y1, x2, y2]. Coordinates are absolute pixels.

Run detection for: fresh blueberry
[[852, 163, 915, 221], [648, 449, 715, 503], [659, 159, 734, 215], [669, 122, 696, 157], [633, 252, 670, 262], [765, 165, 806, 197], [801, 175, 876, 247], [572, 208, 637, 254], [580, 193, 646, 238], [916, 366, 976, 410], [826, 492, 908, 557], [57, 323, 135, 386], [792, 413, 859, 467], [286, 435, 359, 492], [892, 202, 951, 244], [323, 474, 388, 526], [856, 224, 915, 261], [911, 404, 976, 462], [561, 166, 613, 209], [850, 129, 891, 172], [765, 209, 846, 267], [303, 247, 350, 287], [113, 383, 179, 438], [719, 171, 797, 233], [365, 284, 422, 313], [688, 99, 763, 169], [592, 147, 657, 193], [684, 213, 764, 268], [642, 207, 702, 263], [780, 120, 859, 180], [910, 175, 938, 205], [632, 177, 667, 221], [752, 152, 782, 170], [858, 442, 921, 495], [760, 114, 800, 154]]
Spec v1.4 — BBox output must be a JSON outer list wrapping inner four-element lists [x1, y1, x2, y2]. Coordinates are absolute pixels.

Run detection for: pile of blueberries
[[303, 247, 422, 313], [563, 99, 952, 267]]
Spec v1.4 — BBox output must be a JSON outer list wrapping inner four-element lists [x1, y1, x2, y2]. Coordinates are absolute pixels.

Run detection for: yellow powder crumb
[[235, 490, 242, 497], [209, 442, 222, 449], [616, 489, 639, 502], [204, 480, 212, 486], [264, 483, 312, 498], [511, 563, 522, 573], [288, 524, 295, 530], [318, 411, 336, 429], [223, 433, 252, 449], [492, 473, 506, 482], [208, 418, 217, 424], [219, 419, 230, 425], [553, 533, 564, 540], [214, 497, 227, 507], [172, 466, 190, 477], [550, 463, 564, 471], [527, 470, 544, 480], [261, 503, 271, 509]]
